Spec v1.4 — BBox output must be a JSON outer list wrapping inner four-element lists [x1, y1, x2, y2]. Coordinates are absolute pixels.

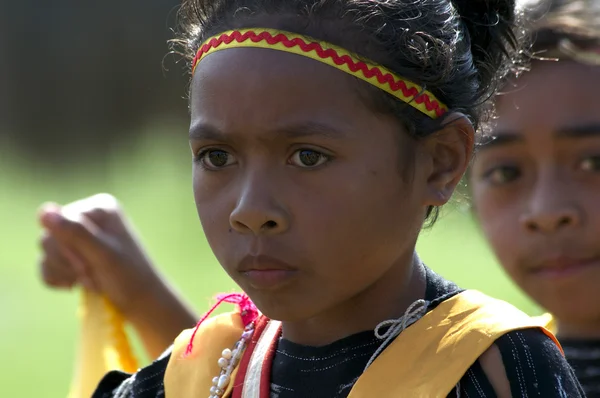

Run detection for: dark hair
[[171, 0, 525, 225], [529, 0, 600, 60]]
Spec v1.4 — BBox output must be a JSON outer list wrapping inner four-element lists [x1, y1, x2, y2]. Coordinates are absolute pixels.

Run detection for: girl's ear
[[421, 113, 475, 206]]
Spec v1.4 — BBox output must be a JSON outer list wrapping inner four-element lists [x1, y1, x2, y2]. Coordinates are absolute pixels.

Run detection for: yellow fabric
[[164, 312, 244, 398], [164, 290, 560, 398], [67, 290, 138, 398], [346, 290, 559, 398], [532, 312, 557, 334]]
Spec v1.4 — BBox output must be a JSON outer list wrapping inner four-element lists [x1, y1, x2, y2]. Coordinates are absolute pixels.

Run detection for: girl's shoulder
[[422, 267, 584, 396], [458, 327, 585, 397]]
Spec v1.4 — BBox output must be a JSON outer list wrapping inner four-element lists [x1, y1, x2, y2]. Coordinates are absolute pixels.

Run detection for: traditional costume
[[86, 267, 584, 397]]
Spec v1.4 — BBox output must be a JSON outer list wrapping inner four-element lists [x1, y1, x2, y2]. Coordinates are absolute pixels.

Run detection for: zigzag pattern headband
[[191, 28, 448, 119]]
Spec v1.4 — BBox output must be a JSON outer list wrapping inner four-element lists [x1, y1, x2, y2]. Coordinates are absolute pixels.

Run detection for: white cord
[[363, 299, 429, 372]]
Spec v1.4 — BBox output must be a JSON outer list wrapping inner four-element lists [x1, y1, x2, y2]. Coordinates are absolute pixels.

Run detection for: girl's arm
[[38, 194, 198, 358], [121, 276, 198, 358]]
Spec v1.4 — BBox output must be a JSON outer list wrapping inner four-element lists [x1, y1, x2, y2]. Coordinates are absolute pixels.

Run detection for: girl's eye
[[579, 155, 600, 172], [289, 149, 330, 168], [197, 149, 237, 170], [482, 165, 521, 185]]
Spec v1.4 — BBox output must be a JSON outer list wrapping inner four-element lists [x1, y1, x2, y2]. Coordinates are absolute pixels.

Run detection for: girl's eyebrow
[[189, 123, 225, 141], [479, 123, 600, 151], [478, 132, 523, 151], [555, 123, 600, 138], [189, 121, 348, 141]]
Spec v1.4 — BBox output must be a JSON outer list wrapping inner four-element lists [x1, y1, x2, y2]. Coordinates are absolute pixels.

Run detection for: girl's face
[[471, 61, 600, 325], [188, 47, 452, 323]]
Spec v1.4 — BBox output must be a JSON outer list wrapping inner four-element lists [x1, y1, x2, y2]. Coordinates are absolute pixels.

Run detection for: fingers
[[38, 202, 104, 291], [38, 203, 103, 254], [36, 195, 132, 300], [65, 193, 120, 214], [38, 232, 78, 289], [59, 244, 99, 291], [62, 193, 121, 227], [38, 202, 61, 228]]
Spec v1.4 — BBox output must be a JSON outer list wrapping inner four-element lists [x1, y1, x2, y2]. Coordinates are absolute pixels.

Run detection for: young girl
[[470, 0, 600, 395], [41, 0, 587, 396]]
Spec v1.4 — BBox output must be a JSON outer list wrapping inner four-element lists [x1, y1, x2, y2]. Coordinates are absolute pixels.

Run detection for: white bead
[[217, 374, 230, 389], [217, 357, 229, 368], [221, 348, 232, 359], [209, 331, 253, 397]]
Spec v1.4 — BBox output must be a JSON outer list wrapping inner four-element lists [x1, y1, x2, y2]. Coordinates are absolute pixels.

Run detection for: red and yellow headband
[[191, 28, 448, 119]]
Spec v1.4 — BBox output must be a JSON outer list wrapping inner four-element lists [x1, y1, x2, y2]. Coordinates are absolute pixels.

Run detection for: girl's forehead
[[189, 48, 377, 129], [186, 47, 412, 150], [495, 61, 600, 133]]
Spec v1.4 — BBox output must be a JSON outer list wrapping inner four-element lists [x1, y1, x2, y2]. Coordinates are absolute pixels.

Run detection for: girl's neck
[[556, 318, 600, 341], [280, 253, 427, 346]]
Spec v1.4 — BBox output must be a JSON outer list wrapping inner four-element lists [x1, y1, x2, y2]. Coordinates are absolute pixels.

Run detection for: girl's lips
[[237, 254, 299, 289], [532, 256, 600, 279], [241, 269, 298, 289]]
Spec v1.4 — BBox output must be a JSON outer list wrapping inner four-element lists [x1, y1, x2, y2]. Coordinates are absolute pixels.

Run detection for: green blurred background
[[0, 2, 540, 396], [0, 128, 541, 397]]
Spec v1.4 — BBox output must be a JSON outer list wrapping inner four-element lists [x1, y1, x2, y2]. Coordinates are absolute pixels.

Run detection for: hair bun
[[451, 0, 519, 87]]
